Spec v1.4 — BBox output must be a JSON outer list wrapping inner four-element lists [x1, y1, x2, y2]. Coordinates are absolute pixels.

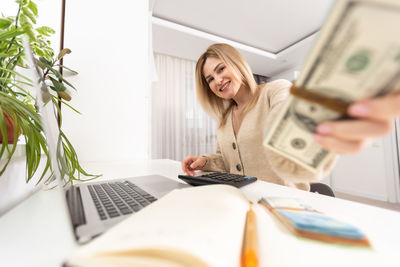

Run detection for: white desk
[[1, 159, 399, 267]]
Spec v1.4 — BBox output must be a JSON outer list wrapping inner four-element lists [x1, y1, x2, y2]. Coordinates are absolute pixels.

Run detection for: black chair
[[310, 183, 335, 197]]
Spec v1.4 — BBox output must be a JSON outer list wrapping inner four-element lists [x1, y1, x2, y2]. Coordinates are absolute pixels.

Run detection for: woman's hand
[[313, 92, 400, 154], [182, 156, 207, 176]]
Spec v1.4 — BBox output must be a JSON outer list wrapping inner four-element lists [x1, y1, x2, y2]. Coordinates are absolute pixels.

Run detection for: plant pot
[[0, 110, 19, 144]]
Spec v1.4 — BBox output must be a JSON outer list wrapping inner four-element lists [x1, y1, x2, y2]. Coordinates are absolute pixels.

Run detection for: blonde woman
[[182, 43, 400, 190], [181, 43, 337, 191]]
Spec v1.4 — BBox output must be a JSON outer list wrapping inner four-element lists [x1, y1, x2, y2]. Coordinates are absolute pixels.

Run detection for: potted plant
[[0, 0, 99, 184]]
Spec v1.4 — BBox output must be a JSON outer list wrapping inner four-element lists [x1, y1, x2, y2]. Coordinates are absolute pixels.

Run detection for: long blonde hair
[[195, 43, 260, 127]]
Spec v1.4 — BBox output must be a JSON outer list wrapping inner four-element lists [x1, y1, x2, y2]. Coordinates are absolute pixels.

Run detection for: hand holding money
[[264, 0, 400, 173], [314, 92, 400, 153]]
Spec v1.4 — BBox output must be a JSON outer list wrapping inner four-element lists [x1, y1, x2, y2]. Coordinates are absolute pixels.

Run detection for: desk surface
[[1, 159, 399, 267]]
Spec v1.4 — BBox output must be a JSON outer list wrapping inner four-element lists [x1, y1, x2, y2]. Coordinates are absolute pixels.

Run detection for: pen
[[241, 206, 258, 267]]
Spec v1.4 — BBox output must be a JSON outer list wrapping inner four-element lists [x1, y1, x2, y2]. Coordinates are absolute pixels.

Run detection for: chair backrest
[[310, 183, 335, 197]]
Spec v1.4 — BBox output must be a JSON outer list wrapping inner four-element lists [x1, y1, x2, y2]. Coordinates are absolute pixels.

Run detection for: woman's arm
[[181, 140, 227, 175], [201, 141, 228, 172]]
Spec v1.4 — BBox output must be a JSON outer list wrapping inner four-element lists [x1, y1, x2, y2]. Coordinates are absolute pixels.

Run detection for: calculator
[[178, 172, 257, 188]]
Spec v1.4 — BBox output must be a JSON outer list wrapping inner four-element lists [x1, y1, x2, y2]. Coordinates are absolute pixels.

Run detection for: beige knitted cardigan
[[202, 79, 336, 191]]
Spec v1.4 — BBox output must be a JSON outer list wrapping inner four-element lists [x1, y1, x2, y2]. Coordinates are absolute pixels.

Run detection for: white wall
[[62, 0, 149, 163]]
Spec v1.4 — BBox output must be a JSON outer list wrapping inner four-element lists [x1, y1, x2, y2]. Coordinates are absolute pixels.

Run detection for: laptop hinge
[[65, 186, 86, 228]]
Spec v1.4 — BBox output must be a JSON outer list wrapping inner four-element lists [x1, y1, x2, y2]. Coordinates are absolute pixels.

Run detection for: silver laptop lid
[[23, 38, 66, 187], [23, 38, 77, 242]]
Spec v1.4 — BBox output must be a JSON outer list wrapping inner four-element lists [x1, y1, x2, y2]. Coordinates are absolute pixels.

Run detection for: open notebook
[[65, 183, 374, 267], [65, 184, 250, 267]]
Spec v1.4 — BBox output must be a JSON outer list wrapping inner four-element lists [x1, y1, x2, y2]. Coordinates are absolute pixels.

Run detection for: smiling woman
[[181, 43, 337, 191]]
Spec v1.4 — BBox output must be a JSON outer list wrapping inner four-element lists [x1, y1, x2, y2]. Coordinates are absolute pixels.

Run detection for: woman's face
[[202, 57, 241, 99]]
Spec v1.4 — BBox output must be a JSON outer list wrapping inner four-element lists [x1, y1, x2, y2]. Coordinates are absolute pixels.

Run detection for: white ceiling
[[151, 0, 336, 77]]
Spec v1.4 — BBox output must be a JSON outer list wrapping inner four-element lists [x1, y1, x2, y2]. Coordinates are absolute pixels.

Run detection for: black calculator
[[178, 172, 257, 188]]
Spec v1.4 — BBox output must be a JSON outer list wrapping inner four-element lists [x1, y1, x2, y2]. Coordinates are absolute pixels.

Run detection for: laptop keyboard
[[87, 181, 157, 220]]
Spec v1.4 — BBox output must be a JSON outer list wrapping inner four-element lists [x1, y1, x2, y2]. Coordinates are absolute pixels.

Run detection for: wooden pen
[[241, 206, 258, 267]]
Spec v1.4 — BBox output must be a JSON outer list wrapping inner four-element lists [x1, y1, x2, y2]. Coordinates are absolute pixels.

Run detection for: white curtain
[[151, 53, 217, 161]]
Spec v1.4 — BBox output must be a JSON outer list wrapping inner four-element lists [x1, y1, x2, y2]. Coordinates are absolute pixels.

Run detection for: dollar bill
[[264, 0, 400, 173]]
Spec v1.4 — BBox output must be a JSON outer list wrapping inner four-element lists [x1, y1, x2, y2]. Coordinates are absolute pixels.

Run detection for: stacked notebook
[[258, 197, 370, 246]]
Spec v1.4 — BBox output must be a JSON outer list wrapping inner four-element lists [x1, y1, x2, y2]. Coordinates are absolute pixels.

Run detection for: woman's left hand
[[313, 92, 400, 154]]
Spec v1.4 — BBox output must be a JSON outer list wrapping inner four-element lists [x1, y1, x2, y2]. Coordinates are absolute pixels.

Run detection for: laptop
[[23, 39, 189, 243]]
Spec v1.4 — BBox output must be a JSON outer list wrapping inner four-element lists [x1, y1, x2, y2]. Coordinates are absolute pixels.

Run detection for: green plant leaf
[[59, 131, 102, 182], [51, 94, 81, 114], [46, 65, 76, 90], [25, 27, 36, 41], [55, 64, 78, 75], [36, 26, 55, 37], [0, 18, 13, 29], [28, 1, 38, 16], [15, 0, 28, 5], [0, 66, 32, 82], [18, 13, 28, 26], [32, 41, 55, 61], [48, 76, 66, 91], [0, 107, 9, 145], [41, 45, 54, 59], [21, 7, 37, 24], [33, 46, 44, 57], [0, 27, 25, 41], [38, 56, 51, 66], [35, 58, 46, 69]]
